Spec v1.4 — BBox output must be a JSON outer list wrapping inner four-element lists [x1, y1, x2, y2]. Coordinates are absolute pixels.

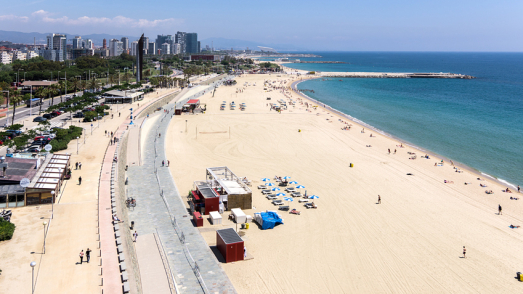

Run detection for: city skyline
[[1, 1, 523, 51]]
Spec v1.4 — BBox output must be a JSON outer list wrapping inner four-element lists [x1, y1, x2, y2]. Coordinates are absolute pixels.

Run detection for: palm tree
[[49, 84, 59, 106], [108, 74, 116, 86], [81, 80, 87, 92], [38, 88, 49, 115], [72, 79, 80, 93], [123, 72, 131, 83], [10, 90, 23, 125], [58, 81, 65, 103]]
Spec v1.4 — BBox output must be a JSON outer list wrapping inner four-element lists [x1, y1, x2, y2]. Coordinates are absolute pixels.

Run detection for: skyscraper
[[161, 43, 170, 55], [121, 37, 129, 50], [156, 35, 174, 54], [186, 33, 198, 54], [72, 36, 82, 49], [109, 39, 123, 57], [148, 42, 156, 55], [175, 32, 186, 53], [103, 38, 107, 49], [45, 33, 67, 61]]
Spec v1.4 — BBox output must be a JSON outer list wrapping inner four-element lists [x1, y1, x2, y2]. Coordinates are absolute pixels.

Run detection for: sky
[[1, 0, 522, 51]]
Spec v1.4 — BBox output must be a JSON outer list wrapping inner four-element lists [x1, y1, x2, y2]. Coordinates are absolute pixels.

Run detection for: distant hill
[[0, 30, 139, 47], [199, 37, 306, 52]]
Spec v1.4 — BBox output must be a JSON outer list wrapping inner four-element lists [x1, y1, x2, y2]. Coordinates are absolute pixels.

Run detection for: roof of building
[[21, 81, 58, 87], [103, 90, 144, 98], [217, 228, 243, 244], [0, 157, 38, 185], [187, 99, 200, 104]]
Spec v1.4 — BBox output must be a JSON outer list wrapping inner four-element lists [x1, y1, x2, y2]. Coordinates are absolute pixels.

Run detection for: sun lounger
[[272, 200, 284, 205], [257, 185, 266, 189], [291, 192, 301, 197], [285, 187, 295, 192], [262, 190, 271, 194], [278, 206, 290, 211], [290, 209, 301, 215], [304, 203, 317, 209], [267, 195, 278, 200], [299, 198, 309, 203]]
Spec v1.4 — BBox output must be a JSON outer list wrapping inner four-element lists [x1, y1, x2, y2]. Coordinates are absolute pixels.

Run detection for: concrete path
[[136, 234, 172, 294], [127, 81, 236, 294]]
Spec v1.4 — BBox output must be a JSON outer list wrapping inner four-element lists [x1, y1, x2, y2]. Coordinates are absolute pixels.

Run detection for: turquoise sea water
[[286, 52, 523, 187]]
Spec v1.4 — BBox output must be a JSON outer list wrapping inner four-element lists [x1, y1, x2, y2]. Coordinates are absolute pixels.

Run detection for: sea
[[280, 52, 523, 188]]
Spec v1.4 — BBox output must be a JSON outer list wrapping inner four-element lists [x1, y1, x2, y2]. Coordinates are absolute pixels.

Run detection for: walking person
[[133, 231, 138, 242], [167, 160, 170, 167], [79, 250, 84, 264], [378, 195, 381, 204], [388, 149, 390, 154], [86, 248, 91, 263], [75, 162, 79, 170], [498, 204, 502, 215], [119, 112, 121, 117], [78, 176, 82, 185], [105, 130, 107, 136], [518, 185, 521, 193], [463, 246, 466, 258], [79, 162, 82, 170], [162, 160, 165, 167]]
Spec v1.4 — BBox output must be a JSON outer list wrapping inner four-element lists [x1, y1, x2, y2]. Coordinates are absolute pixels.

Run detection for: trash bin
[[518, 272, 522, 281], [245, 223, 249, 229], [241, 223, 246, 229], [350, 163, 354, 168]]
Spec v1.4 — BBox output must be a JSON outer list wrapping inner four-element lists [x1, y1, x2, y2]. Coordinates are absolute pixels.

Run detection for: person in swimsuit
[[463, 246, 466, 258]]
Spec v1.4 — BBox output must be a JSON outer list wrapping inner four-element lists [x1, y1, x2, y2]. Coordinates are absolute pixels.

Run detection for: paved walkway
[[127, 82, 236, 294], [136, 234, 172, 294]]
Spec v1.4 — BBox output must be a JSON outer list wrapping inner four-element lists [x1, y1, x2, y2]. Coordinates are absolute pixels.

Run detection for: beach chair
[[267, 195, 278, 200], [291, 192, 301, 197], [272, 200, 284, 206], [278, 206, 290, 211], [262, 190, 271, 194], [290, 209, 301, 215], [299, 198, 309, 203], [285, 187, 295, 192], [304, 203, 317, 209], [257, 185, 266, 189]]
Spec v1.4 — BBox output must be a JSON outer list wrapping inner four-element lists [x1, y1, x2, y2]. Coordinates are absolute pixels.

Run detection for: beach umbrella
[[284, 197, 294, 202], [308, 195, 319, 199], [266, 183, 275, 186], [289, 181, 298, 184], [283, 176, 291, 179], [277, 193, 286, 196], [296, 185, 305, 189], [271, 187, 281, 191], [261, 178, 270, 182]]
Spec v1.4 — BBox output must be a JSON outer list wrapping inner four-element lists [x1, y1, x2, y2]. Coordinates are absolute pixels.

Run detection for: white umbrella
[[271, 187, 281, 191], [296, 185, 305, 189], [266, 183, 275, 186], [276, 193, 286, 196]]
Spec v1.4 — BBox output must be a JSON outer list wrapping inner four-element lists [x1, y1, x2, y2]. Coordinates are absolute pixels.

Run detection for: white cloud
[[0, 15, 29, 22], [1, 10, 182, 28]]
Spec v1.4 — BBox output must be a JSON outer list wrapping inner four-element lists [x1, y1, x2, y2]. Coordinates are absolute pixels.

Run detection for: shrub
[[0, 219, 15, 241], [50, 126, 83, 152]]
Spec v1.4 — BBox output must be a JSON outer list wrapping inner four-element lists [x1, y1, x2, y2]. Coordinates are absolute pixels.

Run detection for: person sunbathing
[[444, 180, 454, 184], [485, 190, 493, 194], [480, 183, 487, 187], [464, 182, 472, 185], [505, 188, 512, 193], [510, 197, 519, 200], [509, 225, 520, 229]]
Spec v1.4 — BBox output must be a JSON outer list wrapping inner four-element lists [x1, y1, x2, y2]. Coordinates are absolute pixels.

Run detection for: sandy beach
[[166, 73, 523, 293]]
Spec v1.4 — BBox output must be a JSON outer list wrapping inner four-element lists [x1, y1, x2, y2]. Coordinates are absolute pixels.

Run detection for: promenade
[[127, 79, 236, 293]]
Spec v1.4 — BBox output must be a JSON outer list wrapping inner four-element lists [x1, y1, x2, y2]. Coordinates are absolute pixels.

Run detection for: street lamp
[[50, 190, 56, 219], [42, 221, 47, 254], [76, 137, 79, 154], [30, 261, 36, 294]]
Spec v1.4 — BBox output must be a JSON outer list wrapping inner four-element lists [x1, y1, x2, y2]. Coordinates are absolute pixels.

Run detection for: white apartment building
[[161, 43, 170, 55], [172, 43, 181, 55], [0, 51, 12, 64], [109, 39, 123, 57], [130, 41, 138, 56], [12, 51, 26, 61]]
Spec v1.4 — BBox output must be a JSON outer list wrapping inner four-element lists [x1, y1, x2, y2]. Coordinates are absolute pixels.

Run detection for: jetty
[[319, 72, 475, 79]]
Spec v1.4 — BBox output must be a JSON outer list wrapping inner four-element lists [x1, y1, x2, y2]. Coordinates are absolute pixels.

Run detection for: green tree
[[10, 90, 23, 125]]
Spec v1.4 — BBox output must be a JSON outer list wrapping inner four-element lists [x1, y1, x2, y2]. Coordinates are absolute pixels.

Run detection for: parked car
[[52, 111, 62, 116], [43, 113, 53, 120], [73, 112, 85, 118], [5, 130, 22, 137], [26, 146, 42, 153], [32, 140, 49, 147], [33, 116, 47, 122]]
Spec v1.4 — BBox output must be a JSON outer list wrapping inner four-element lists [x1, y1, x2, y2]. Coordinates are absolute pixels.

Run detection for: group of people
[[78, 248, 92, 264]]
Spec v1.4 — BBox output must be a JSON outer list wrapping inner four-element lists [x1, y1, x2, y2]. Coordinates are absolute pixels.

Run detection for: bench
[[118, 253, 125, 262], [119, 261, 127, 272], [115, 237, 122, 246], [121, 271, 128, 282], [117, 245, 123, 254], [123, 282, 130, 293]]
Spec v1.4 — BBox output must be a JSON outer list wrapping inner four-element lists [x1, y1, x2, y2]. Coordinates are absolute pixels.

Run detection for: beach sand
[[166, 73, 523, 293]]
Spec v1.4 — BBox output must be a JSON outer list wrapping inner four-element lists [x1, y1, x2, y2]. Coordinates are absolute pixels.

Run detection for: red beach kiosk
[[216, 228, 244, 263]]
